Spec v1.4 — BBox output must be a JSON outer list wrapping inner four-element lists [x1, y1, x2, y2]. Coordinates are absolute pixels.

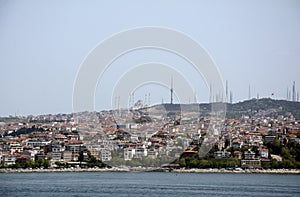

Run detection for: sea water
[[1, 172, 299, 196]]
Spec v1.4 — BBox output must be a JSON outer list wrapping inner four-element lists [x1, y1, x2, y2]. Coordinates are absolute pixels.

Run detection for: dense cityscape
[[1, 98, 300, 172]]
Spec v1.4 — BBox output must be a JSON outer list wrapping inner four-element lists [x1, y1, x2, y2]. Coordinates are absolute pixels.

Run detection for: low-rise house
[[23, 149, 37, 161], [232, 139, 242, 149], [100, 149, 112, 161], [51, 142, 65, 152], [16, 154, 31, 165], [49, 152, 62, 162], [65, 142, 85, 154], [2, 154, 17, 166], [26, 139, 51, 148], [265, 135, 276, 143], [244, 150, 256, 160], [62, 151, 72, 162], [9, 142, 23, 154], [241, 150, 261, 169], [181, 150, 198, 158], [135, 146, 147, 158], [259, 147, 269, 159], [214, 151, 231, 159], [124, 148, 135, 161], [35, 150, 46, 161], [72, 153, 79, 161], [234, 151, 242, 159], [241, 159, 261, 169]]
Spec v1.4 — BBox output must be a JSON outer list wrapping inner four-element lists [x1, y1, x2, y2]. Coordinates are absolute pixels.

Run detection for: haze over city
[[0, 0, 299, 116]]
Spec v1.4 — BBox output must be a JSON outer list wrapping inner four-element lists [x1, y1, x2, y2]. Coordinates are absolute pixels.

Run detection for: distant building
[[241, 159, 261, 169], [265, 136, 276, 143], [2, 154, 17, 166], [49, 152, 62, 162], [244, 150, 256, 160], [214, 151, 231, 159], [124, 148, 135, 161], [62, 151, 72, 162], [259, 147, 269, 159], [242, 150, 261, 169], [234, 151, 242, 159], [100, 149, 112, 161]]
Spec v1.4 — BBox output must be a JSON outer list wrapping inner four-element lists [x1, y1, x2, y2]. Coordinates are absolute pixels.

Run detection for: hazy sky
[[0, 0, 300, 116]]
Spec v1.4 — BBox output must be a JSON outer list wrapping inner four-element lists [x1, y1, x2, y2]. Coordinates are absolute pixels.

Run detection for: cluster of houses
[[0, 109, 299, 169]]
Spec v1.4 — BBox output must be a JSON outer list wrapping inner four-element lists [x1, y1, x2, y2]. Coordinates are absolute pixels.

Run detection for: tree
[[281, 148, 292, 160], [267, 137, 281, 155], [179, 158, 186, 167]]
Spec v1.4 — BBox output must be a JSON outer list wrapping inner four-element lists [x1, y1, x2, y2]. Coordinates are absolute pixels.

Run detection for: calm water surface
[[1, 172, 299, 196]]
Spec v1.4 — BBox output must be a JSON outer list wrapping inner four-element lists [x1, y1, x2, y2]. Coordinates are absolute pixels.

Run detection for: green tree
[[281, 148, 292, 160], [268, 137, 281, 155], [179, 158, 186, 167]]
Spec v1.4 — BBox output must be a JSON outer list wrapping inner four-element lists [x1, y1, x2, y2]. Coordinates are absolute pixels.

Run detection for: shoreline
[[1, 168, 300, 174], [172, 168, 300, 174]]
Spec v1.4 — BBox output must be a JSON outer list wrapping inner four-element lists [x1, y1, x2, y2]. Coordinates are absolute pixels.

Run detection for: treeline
[[3, 125, 45, 137], [1, 158, 51, 169], [177, 157, 239, 169], [175, 137, 300, 169], [264, 138, 300, 169]]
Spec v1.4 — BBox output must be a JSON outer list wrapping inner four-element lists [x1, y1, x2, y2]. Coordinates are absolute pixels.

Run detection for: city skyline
[[1, 0, 300, 116]]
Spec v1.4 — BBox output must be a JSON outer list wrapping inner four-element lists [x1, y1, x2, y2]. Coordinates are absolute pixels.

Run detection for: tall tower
[[292, 81, 296, 102], [128, 93, 132, 109], [148, 93, 150, 106], [144, 94, 147, 106], [170, 76, 173, 104], [248, 84, 251, 100], [226, 80, 228, 103], [132, 92, 135, 106], [209, 83, 212, 103]]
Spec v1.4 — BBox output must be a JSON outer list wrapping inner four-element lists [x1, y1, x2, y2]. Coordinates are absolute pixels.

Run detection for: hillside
[[146, 98, 300, 120]]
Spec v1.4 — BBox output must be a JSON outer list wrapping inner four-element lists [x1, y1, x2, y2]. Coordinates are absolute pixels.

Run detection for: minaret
[[170, 76, 173, 104]]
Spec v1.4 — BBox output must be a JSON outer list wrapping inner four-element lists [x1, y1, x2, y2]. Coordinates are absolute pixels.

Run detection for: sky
[[0, 0, 300, 116]]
